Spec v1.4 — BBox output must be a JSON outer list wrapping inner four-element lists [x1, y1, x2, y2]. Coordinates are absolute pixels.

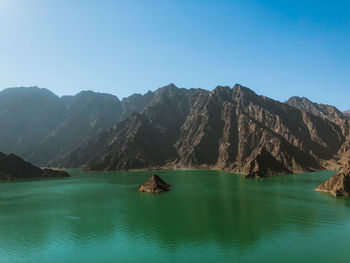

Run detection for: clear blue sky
[[0, 0, 349, 110]]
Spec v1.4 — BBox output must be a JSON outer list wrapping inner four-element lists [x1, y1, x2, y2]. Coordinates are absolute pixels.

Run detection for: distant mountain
[[285, 96, 346, 122], [24, 90, 124, 166], [0, 87, 124, 166], [344, 110, 350, 117], [61, 84, 349, 177], [1, 84, 349, 177], [0, 87, 66, 155], [285, 96, 350, 165]]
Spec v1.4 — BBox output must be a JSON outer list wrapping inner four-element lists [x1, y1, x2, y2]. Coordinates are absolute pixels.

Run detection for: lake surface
[[1, 169, 350, 263]]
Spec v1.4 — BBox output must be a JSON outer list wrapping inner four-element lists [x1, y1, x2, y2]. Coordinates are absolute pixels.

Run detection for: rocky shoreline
[[315, 160, 350, 196]]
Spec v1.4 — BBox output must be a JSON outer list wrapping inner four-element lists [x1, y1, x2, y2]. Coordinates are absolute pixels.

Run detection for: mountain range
[[0, 84, 349, 177]]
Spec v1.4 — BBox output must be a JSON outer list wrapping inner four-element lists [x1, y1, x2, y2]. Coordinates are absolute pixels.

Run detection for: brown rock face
[[285, 96, 346, 122], [64, 84, 349, 178], [0, 152, 70, 180], [139, 174, 171, 193], [315, 160, 350, 196]]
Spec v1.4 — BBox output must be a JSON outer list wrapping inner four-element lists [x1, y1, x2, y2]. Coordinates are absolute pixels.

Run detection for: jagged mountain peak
[[285, 95, 345, 122]]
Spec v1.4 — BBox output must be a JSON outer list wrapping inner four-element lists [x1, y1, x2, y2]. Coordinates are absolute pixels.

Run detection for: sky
[[0, 0, 349, 110]]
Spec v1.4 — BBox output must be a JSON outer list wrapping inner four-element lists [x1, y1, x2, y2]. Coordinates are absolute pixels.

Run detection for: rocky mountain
[[285, 96, 345, 123], [0, 87, 66, 155], [59, 85, 206, 169], [285, 95, 350, 168], [0, 152, 69, 180], [1, 84, 349, 177], [344, 110, 350, 117], [60, 84, 349, 177], [0, 87, 124, 166], [25, 91, 124, 166]]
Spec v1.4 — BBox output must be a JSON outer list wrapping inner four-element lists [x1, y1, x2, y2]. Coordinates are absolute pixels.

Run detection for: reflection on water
[[1, 170, 350, 263]]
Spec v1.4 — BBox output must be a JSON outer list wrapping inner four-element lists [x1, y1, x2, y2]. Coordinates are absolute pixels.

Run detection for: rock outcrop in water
[[0, 152, 70, 180], [139, 174, 171, 193], [315, 160, 350, 196]]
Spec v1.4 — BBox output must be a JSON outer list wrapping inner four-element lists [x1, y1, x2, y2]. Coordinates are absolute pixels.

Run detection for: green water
[[1, 170, 350, 263]]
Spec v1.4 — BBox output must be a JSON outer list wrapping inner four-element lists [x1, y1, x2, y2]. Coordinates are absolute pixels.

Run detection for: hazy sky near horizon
[[0, 0, 349, 110]]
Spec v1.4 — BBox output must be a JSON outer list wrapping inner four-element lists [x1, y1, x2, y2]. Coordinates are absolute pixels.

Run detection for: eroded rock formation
[[315, 160, 350, 196], [70, 84, 348, 178], [139, 174, 171, 193]]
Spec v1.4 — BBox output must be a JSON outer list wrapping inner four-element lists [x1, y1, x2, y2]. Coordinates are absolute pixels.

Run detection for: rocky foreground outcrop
[[0, 152, 70, 180], [139, 174, 171, 193], [315, 160, 350, 196]]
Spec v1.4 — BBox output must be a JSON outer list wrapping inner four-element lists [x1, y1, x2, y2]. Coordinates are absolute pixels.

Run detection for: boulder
[[139, 174, 171, 193]]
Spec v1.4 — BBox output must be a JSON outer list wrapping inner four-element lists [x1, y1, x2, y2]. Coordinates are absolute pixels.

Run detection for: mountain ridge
[[0, 84, 349, 177]]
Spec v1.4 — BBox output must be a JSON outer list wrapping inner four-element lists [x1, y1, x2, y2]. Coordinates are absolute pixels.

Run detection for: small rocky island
[[0, 152, 70, 180], [315, 160, 350, 196], [139, 174, 171, 193]]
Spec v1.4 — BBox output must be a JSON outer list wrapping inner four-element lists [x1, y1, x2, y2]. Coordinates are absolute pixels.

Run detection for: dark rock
[[315, 160, 350, 196], [70, 84, 349, 178], [139, 174, 171, 193], [0, 152, 69, 180]]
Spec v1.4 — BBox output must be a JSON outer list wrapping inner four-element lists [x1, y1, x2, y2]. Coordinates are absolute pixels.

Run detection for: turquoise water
[[1, 169, 350, 263]]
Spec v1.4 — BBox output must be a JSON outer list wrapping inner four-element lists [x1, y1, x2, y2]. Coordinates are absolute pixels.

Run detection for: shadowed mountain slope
[[0, 87, 124, 166], [0, 87, 66, 155], [25, 91, 124, 166], [62, 84, 348, 177], [285, 96, 346, 123]]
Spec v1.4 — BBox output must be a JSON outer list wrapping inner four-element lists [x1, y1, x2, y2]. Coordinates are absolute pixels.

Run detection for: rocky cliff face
[[61, 85, 207, 170], [24, 91, 124, 166], [63, 84, 348, 177], [285, 96, 345, 122], [315, 159, 350, 196], [0, 152, 69, 180], [0, 87, 125, 166], [286, 95, 350, 169], [0, 87, 66, 155]]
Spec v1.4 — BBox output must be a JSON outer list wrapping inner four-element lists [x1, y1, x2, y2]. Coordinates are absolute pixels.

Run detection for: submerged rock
[[0, 152, 70, 180], [138, 174, 171, 193], [315, 160, 350, 196]]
